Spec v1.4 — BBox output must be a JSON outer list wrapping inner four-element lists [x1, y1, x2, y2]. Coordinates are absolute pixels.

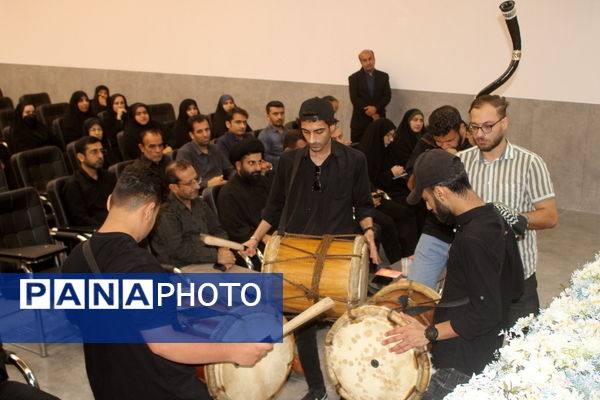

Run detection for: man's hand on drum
[[242, 238, 258, 257], [381, 312, 428, 354], [364, 229, 381, 265], [217, 247, 235, 270], [229, 343, 273, 367]]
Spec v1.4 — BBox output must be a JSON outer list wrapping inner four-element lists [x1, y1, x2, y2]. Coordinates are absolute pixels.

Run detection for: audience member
[[390, 108, 425, 167], [348, 49, 391, 143], [323, 95, 351, 145], [83, 117, 119, 166], [211, 94, 252, 139], [176, 114, 233, 189], [102, 93, 128, 153], [282, 129, 307, 151], [121, 103, 168, 160], [6, 102, 54, 154], [151, 159, 236, 268], [132, 128, 169, 184], [62, 91, 93, 145], [258, 100, 288, 166], [215, 107, 254, 157], [170, 98, 199, 149], [90, 85, 109, 115], [218, 139, 271, 244], [63, 136, 116, 229]]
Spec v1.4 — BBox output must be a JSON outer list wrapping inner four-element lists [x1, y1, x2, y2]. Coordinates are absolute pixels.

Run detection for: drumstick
[[200, 234, 245, 251], [282, 297, 335, 337]]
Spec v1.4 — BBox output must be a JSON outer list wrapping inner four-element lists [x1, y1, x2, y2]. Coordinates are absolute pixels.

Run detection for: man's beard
[[240, 169, 261, 184], [476, 131, 504, 152], [432, 196, 456, 227]]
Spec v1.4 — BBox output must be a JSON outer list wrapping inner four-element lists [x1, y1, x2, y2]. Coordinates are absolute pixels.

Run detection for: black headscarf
[[211, 94, 234, 139], [91, 85, 110, 115], [83, 116, 120, 166], [7, 102, 53, 153], [358, 118, 396, 185], [170, 98, 198, 149], [390, 108, 425, 166], [103, 93, 128, 148], [62, 90, 93, 145], [122, 103, 164, 160]]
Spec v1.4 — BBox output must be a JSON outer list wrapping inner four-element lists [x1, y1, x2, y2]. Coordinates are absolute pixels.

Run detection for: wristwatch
[[425, 325, 438, 343]]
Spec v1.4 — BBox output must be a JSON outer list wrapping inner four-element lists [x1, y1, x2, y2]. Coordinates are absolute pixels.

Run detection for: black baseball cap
[[407, 149, 466, 205], [299, 97, 334, 124]]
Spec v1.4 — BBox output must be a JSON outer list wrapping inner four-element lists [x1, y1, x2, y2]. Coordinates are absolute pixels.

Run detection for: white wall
[[1, 0, 599, 104]]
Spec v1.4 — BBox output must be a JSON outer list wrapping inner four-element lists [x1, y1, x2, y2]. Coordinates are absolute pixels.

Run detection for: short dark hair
[[226, 107, 249, 122], [165, 159, 194, 185], [469, 95, 509, 118], [425, 167, 472, 197], [428, 105, 463, 137], [110, 164, 167, 210], [322, 95, 338, 103], [265, 101, 284, 114], [139, 128, 163, 144], [283, 129, 306, 150], [75, 136, 102, 155], [187, 114, 210, 132]]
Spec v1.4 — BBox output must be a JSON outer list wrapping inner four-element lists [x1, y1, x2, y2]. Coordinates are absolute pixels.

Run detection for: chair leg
[[18, 262, 48, 358]]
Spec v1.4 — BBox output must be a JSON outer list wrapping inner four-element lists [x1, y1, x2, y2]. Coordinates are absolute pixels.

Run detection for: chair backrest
[[97, 110, 109, 124], [116, 131, 130, 160], [0, 109, 13, 131], [10, 146, 69, 194], [202, 184, 223, 216], [18, 93, 51, 108], [38, 102, 69, 128], [1, 126, 9, 143], [46, 176, 71, 229], [65, 141, 79, 173], [51, 117, 66, 150], [0, 187, 53, 248], [0, 167, 8, 193], [0, 97, 14, 111], [108, 159, 134, 179], [146, 103, 176, 124]]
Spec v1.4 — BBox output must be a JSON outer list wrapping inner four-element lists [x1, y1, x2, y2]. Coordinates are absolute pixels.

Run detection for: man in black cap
[[381, 149, 523, 399], [244, 97, 378, 400], [217, 139, 272, 245]]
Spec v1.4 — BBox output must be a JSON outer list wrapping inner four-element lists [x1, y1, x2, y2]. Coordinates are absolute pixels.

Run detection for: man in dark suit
[[348, 49, 392, 143]]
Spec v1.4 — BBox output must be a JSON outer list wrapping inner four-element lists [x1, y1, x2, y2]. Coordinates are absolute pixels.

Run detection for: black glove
[[493, 202, 529, 237]]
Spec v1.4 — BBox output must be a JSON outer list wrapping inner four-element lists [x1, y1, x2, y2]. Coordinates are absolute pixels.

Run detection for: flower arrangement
[[445, 254, 600, 399]]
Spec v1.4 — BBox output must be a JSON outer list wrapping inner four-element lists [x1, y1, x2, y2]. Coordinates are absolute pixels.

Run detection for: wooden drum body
[[325, 305, 431, 400], [262, 233, 369, 317]]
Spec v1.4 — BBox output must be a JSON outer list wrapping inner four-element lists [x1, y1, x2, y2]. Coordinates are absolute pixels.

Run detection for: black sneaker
[[301, 390, 328, 400]]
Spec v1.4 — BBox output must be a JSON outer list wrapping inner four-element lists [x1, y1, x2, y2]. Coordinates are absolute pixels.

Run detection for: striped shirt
[[458, 141, 555, 278]]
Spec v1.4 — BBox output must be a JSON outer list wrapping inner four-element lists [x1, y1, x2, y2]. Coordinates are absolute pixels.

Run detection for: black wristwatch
[[425, 325, 438, 343]]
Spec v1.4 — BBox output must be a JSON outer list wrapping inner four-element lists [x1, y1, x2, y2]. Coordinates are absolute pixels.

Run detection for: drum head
[[325, 305, 430, 400], [370, 280, 441, 326]]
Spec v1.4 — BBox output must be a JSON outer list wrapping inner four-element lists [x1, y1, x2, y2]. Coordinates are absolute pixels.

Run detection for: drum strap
[[309, 235, 335, 302], [82, 240, 101, 274]]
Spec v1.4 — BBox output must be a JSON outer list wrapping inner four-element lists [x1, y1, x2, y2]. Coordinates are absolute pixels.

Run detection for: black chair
[[65, 141, 78, 173], [202, 184, 224, 216], [0, 96, 14, 111], [51, 117, 66, 150], [0, 109, 13, 131], [3, 348, 40, 388], [10, 146, 69, 195], [253, 128, 263, 138], [96, 110, 109, 124], [108, 159, 134, 179], [18, 93, 51, 108], [147, 103, 176, 124], [116, 131, 130, 160], [0, 168, 8, 193], [38, 102, 69, 129], [46, 176, 94, 238]]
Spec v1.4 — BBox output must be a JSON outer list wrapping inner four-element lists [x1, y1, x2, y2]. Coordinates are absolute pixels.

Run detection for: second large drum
[[262, 233, 369, 317]]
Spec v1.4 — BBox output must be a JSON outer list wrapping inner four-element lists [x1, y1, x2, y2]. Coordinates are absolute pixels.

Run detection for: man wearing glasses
[[244, 97, 378, 400], [459, 94, 558, 327], [150, 159, 236, 269], [64, 136, 116, 228]]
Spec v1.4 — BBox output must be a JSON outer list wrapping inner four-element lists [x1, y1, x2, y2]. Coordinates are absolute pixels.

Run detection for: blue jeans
[[423, 368, 471, 400], [408, 233, 451, 290]]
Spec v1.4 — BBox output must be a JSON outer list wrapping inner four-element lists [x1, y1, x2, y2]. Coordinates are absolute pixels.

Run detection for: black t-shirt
[[431, 204, 524, 375], [62, 232, 210, 400]]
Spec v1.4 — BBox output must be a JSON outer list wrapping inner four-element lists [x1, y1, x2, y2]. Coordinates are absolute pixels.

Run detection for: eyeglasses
[[178, 177, 201, 187], [312, 166, 322, 192], [467, 117, 504, 135]]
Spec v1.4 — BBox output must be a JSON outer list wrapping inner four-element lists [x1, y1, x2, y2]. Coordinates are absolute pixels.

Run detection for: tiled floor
[[5, 209, 600, 400]]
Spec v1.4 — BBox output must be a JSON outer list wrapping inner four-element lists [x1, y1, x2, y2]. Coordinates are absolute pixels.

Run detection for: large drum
[[370, 280, 441, 326], [325, 305, 432, 400], [262, 233, 369, 317]]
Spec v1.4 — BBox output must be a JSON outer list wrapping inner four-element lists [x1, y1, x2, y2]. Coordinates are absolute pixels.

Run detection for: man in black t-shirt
[[382, 150, 523, 399], [62, 165, 272, 400]]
